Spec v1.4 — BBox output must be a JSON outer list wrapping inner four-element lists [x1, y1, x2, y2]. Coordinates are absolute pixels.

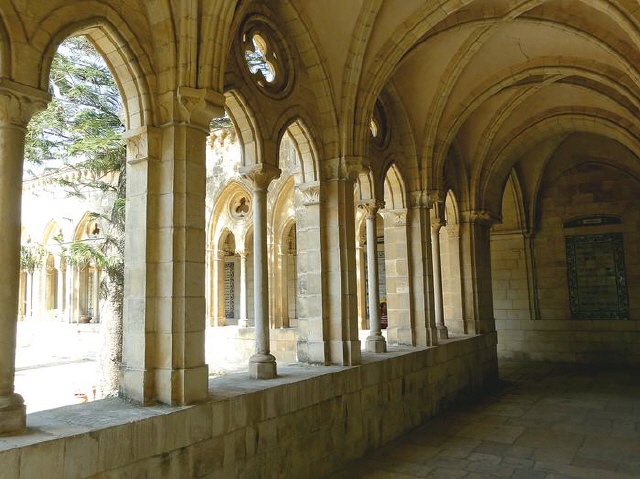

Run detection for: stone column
[[460, 210, 497, 335], [205, 248, 212, 326], [122, 87, 223, 405], [443, 224, 465, 333], [381, 208, 413, 345], [355, 241, 367, 329], [57, 261, 66, 321], [295, 182, 330, 364], [212, 250, 225, 326], [276, 245, 288, 328], [237, 249, 249, 328], [240, 163, 281, 379], [0, 81, 49, 434], [92, 266, 100, 322], [322, 157, 361, 365], [360, 200, 387, 353], [431, 203, 448, 339], [407, 191, 438, 346], [32, 267, 42, 319], [25, 273, 34, 320]]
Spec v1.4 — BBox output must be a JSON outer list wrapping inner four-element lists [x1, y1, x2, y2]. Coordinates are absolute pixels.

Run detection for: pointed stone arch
[[270, 176, 296, 329], [225, 89, 263, 167], [278, 115, 321, 185], [476, 111, 640, 215], [35, 8, 155, 130]]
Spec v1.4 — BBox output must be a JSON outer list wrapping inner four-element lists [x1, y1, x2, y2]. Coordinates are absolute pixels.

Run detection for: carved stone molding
[[383, 208, 408, 227], [445, 224, 460, 238], [409, 190, 435, 209], [431, 201, 446, 229], [324, 156, 362, 181], [124, 126, 160, 164], [298, 182, 322, 205], [357, 199, 385, 218], [240, 163, 281, 191], [0, 80, 50, 127], [158, 87, 225, 130], [461, 209, 495, 226]]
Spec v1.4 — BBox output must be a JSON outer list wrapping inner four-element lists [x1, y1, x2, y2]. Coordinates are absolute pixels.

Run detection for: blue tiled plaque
[[565, 233, 628, 319]]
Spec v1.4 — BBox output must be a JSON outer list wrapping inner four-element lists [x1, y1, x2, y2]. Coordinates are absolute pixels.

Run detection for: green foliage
[[20, 242, 45, 274], [25, 35, 124, 185], [25, 35, 125, 316]]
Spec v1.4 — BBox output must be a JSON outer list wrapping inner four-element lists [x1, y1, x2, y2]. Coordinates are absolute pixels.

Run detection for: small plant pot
[[79, 315, 92, 324]]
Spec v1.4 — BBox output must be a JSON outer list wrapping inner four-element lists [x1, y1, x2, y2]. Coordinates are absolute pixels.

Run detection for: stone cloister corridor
[[0, 1, 639, 478]]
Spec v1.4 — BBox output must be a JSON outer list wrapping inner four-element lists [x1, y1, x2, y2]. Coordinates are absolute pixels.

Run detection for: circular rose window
[[240, 18, 292, 97]]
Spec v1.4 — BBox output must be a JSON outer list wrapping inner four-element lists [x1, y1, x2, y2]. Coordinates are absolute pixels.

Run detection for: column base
[[238, 318, 250, 328], [365, 334, 387, 353], [249, 354, 277, 379], [0, 393, 26, 435], [437, 324, 449, 340]]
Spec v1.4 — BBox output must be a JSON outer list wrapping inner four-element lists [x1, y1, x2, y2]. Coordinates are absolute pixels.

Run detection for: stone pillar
[[57, 262, 65, 321], [91, 266, 100, 322], [211, 250, 225, 326], [66, 265, 75, 322], [360, 201, 387, 353], [431, 203, 448, 339], [322, 157, 361, 365], [0, 81, 49, 434], [460, 210, 497, 335], [355, 241, 367, 329], [381, 208, 413, 345], [32, 267, 42, 320], [205, 248, 212, 326], [443, 224, 465, 333], [25, 273, 34, 320], [122, 87, 223, 405], [241, 163, 281, 379], [295, 182, 330, 364], [276, 245, 288, 328], [237, 249, 249, 327], [407, 191, 438, 346]]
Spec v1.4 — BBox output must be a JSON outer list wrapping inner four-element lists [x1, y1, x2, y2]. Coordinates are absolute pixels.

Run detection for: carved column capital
[[0, 80, 50, 127], [461, 209, 496, 226], [158, 87, 225, 131], [431, 201, 446, 230], [324, 156, 362, 182], [358, 199, 385, 218], [123, 126, 161, 164], [236, 249, 250, 258], [240, 163, 281, 191], [298, 182, 322, 205], [446, 224, 460, 238], [409, 190, 432, 208]]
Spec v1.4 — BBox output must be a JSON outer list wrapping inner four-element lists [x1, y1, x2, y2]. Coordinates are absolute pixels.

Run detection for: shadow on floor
[[327, 360, 640, 479]]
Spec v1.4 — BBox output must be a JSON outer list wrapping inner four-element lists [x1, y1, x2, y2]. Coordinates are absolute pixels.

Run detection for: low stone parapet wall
[[0, 333, 497, 478], [496, 318, 640, 365]]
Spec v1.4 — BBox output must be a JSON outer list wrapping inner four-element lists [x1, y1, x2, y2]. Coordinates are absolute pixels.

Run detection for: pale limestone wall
[[206, 327, 298, 367], [492, 163, 640, 364], [0, 336, 497, 479]]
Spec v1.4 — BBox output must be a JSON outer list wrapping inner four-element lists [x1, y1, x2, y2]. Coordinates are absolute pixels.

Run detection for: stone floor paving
[[327, 361, 640, 479]]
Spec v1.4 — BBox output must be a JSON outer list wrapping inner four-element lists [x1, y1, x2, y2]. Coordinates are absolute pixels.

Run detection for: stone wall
[[0, 335, 497, 479], [491, 162, 640, 365]]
